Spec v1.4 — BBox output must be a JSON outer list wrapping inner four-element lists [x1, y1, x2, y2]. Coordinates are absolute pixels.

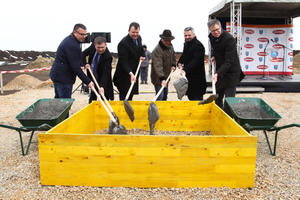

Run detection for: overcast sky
[[1, 0, 300, 53]]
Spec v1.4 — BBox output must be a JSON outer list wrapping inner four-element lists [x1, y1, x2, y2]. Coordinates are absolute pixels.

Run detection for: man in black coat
[[207, 19, 244, 109], [50, 23, 93, 98], [82, 36, 114, 103], [113, 22, 145, 100], [178, 27, 207, 100]]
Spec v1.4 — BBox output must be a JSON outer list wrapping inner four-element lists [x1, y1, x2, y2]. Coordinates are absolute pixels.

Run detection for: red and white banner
[[0, 66, 51, 74], [227, 23, 293, 75]]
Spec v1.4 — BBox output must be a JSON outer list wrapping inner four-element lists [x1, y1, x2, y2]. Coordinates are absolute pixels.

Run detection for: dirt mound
[[36, 79, 53, 88], [26, 56, 54, 69], [4, 74, 43, 90]]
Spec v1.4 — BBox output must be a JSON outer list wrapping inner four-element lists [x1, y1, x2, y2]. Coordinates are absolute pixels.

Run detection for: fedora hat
[[159, 29, 175, 40]]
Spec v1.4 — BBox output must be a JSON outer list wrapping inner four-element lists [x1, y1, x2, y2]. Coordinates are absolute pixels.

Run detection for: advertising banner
[[227, 23, 293, 75]]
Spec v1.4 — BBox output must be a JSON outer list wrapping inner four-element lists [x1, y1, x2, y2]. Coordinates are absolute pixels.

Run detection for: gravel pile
[[95, 128, 211, 136], [0, 87, 299, 199]]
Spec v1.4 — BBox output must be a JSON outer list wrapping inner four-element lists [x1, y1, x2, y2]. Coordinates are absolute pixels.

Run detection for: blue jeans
[[154, 85, 168, 101], [54, 82, 73, 98]]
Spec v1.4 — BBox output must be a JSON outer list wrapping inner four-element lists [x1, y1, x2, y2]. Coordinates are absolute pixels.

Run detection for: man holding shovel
[[82, 36, 114, 103], [207, 19, 244, 110], [151, 29, 176, 101], [113, 22, 145, 100], [50, 23, 94, 99], [178, 27, 207, 100]]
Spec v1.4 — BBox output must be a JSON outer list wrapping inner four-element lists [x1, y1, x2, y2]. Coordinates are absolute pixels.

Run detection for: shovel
[[148, 69, 174, 135], [198, 40, 218, 105], [173, 73, 188, 100], [198, 62, 218, 105], [91, 86, 127, 134], [87, 67, 120, 124], [124, 60, 142, 122]]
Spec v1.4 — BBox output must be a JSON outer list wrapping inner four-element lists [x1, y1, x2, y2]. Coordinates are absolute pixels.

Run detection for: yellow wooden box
[[38, 101, 257, 188]]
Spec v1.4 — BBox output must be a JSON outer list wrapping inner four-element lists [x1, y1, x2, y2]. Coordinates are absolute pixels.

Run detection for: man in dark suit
[[207, 19, 244, 109], [82, 36, 114, 103], [50, 23, 93, 98], [113, 22, 145, 100], [178, 27, 207, 100]]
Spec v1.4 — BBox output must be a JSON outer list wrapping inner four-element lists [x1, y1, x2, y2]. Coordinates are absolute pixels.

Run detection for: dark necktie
[[91, 52, 100, 80]]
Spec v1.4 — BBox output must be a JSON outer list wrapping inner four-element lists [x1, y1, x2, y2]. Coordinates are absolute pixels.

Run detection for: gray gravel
[[0, 88, 299, 199]]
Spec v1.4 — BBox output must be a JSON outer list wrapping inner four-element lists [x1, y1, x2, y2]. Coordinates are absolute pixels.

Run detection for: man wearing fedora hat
[[151, 29, 176, 100]]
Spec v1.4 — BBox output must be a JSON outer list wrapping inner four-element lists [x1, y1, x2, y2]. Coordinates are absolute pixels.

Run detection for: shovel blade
[[124, 100, 134, 122], [173, 77, 188, 100], [198, 94, 218, 105], [108, 119, 127, 135], [148, 102, 160, 134]]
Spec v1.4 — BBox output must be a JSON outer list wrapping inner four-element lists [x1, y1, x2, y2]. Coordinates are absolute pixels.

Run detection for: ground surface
[[0, 65, 299, 199]]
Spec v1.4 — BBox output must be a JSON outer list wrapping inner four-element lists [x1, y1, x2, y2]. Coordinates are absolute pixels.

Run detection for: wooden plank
[[39, 133, 256, 188]]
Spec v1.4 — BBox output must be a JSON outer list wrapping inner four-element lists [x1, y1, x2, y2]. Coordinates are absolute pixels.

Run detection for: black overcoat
[[209, 31, 242, 90], [113, 34, 144, 96], [82, 44, 114, 100], [178, 37, 207, 97]]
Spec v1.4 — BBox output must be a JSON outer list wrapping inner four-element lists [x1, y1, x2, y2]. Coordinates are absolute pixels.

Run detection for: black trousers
[[215, 87, 236, 115], [187, 94, 203, 101]]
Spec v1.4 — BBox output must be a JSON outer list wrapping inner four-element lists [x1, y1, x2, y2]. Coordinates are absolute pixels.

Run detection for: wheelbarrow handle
[[91, 86, 117, 124], [152, 69, 175, 102], [125, 60, 142, 101], [87, 67, 115, 114]]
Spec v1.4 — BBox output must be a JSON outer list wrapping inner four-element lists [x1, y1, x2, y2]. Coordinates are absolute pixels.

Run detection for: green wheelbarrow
[[225, 97, 300, 156], [0, 98, 74, 156]]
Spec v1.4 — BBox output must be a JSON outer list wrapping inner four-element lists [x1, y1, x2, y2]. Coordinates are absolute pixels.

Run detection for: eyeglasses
[[210, 27, 221, 33], [76, 31, 87, 36]]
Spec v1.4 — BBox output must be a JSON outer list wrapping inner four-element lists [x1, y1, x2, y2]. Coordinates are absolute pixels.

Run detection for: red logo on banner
[[244, 57, 254, 62], [276, 58, 284, 62], [288, 52, 294, 56], [257, 38, 269, 42], [245, 29, 255, 34], [244, 44, 254, 48], [257, 65, 268, 70], [226, 28, 231, 32], [288, 37, 293, 42], [257, 52, 268, 56], [272, 30, 285, 34], [273, 44, 283, 49], [288, 65, 293, 70]]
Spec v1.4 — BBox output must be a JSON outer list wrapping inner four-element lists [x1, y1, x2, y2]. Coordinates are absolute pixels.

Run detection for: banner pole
[[0, 73, 3, 94]]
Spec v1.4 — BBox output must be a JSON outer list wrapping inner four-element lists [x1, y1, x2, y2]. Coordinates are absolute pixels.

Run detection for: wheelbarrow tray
[[225, 97, 281, 128], [16, 98, 74, 127]]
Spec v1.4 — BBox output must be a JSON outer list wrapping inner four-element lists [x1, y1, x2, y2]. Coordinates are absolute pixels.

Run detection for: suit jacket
[[113, 34, 145, 95], [178, 36, 207, 96], [82, 44, 114, 100], [50, 34, 91, 85], [209, 31, 242, 89]]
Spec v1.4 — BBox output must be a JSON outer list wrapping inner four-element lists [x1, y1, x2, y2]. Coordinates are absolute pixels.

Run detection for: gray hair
[[184, 27, 195, 33], [207, 19, 221, 28], [94, 36, 107, 45]]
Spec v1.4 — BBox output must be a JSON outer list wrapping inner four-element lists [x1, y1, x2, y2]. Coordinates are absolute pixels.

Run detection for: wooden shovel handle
[[152, 69, 175, 102], [125, 60, 142, 100], [91, 86, 117, 124], [212, 62, 216, 95], [87, 67, 115, 114]]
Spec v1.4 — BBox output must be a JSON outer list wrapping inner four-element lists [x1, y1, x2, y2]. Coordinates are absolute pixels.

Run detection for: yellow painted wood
[[39, 101, 256, 188]]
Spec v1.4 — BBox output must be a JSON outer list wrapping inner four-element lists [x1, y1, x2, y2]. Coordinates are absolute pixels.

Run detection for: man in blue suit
[[50, 23, 94, 98]]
